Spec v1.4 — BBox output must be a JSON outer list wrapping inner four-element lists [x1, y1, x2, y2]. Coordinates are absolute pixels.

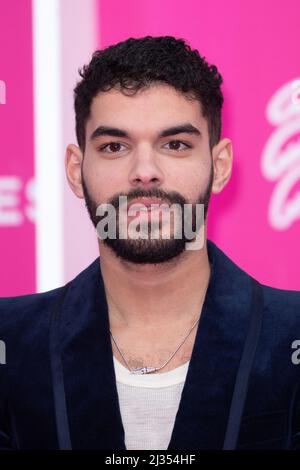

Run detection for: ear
[[65, 144, 84, 198], [211, 138, 233, 194]]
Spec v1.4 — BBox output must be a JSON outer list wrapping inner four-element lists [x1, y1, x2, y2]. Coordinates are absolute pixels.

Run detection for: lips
[[127, 198, 168, 211]]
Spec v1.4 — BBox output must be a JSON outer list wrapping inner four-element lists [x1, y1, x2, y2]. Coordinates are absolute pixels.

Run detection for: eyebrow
[[89, 123, 201, 141]]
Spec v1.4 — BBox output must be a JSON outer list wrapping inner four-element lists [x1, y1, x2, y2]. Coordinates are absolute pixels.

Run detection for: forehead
[[86, 83, 207, 138]]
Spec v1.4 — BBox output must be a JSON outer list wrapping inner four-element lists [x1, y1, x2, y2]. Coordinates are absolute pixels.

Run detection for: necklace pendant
[[130, 366, 157, 375]]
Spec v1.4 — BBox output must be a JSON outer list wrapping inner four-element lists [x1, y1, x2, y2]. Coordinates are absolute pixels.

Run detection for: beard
[[82, 163, 214, 265]]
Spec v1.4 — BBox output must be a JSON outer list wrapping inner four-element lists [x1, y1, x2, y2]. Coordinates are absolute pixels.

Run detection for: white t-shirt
[[113, 356, 190, 450]]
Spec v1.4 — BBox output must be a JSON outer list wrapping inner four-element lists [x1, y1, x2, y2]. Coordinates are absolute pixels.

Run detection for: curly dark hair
[[74, 35, 223, 153]]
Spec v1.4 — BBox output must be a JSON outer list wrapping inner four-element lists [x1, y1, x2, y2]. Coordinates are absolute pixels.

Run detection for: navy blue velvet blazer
[[1, 239, 300, 450]]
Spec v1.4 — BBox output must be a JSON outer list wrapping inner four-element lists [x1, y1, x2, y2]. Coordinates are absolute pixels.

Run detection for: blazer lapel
[[167, 240, 254, 449], [57, 257, 126, 450]]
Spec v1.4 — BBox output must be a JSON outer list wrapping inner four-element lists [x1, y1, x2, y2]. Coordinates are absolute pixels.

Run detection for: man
[[0, 36, 300, 451]]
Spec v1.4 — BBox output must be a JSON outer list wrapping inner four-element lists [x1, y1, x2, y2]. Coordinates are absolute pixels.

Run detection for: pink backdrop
[[0, 0, 35, 296], [0, 0, 299, 295]]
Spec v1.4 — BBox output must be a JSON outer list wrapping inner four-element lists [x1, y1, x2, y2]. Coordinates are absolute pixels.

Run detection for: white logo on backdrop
[[261, 78, 300, 230], [0, 176, 35, 225]]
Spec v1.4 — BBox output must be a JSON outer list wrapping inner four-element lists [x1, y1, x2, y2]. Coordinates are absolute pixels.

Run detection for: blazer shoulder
[[0, 285, 64, 334], [0, 257, 99, 335], [260, 281, 300, 325], [260, 281, 300, 305]]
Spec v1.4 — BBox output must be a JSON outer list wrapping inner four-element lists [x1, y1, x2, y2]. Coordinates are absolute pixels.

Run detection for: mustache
[[107, 187, 188, 209]]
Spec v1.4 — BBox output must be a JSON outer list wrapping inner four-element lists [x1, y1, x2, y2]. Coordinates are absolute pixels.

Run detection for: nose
[[128, 148, 164, 189]]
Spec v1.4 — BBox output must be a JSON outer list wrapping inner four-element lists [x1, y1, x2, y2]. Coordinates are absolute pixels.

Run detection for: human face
[[66, 83, 231, 264]]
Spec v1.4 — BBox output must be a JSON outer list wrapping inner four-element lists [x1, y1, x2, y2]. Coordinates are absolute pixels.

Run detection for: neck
[[98, 237, 211, 332]]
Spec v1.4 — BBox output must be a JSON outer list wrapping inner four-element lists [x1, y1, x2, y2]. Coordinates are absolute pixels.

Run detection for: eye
[[98, 142, 127, 153], [163, 140, 192, 151], [98, 139, 192, 154]]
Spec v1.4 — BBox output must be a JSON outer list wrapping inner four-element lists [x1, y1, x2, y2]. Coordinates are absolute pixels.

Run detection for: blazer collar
[[56, 239, 254, 449]]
